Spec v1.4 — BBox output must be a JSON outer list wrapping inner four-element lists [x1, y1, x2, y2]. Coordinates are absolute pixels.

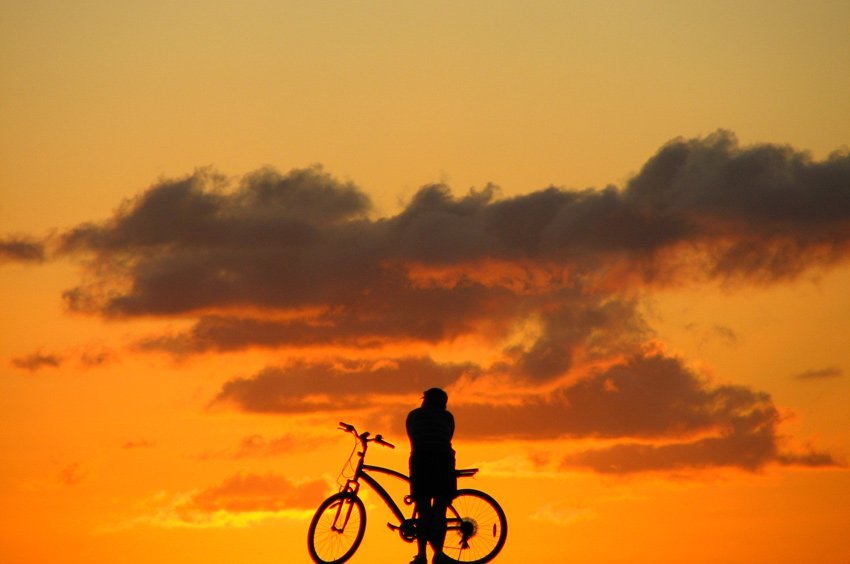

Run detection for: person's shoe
[[410, 555, 427, 564], [432, 553, 450, 564]]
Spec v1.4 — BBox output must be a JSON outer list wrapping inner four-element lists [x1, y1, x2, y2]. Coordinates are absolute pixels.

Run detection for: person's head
[[422, 387, 449, 409]]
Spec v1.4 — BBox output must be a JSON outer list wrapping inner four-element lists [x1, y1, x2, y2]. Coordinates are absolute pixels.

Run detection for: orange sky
[[2, 2, 850, 563]]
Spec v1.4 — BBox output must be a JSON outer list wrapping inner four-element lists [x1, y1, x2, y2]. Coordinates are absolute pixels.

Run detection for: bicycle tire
[[441, 489, 507, 564], [307, 492, 367, 564]]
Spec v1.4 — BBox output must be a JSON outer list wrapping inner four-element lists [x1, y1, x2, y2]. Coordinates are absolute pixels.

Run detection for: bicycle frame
[[352, 464, 411, 528], [310, 422, 506, 564], [338, 426, 412, 531], [336, 422, 477, 541]]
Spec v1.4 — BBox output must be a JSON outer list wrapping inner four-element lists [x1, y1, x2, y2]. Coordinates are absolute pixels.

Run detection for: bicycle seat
[[456, 468, 478, 478]]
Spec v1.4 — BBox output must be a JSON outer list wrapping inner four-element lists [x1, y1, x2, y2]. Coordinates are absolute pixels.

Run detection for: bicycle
[[307, 422, 507, 564]]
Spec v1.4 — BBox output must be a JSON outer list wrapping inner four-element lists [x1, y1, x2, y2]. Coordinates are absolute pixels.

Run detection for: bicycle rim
[[307, 493, 366, 564], [442, 489, 507, 564]]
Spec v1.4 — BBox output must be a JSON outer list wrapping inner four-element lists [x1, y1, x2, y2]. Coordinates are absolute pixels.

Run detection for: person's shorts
[[409, 449, 457, 501]]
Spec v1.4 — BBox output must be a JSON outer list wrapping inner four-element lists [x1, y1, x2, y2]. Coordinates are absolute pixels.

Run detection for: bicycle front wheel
[[442, 489, 507, 564], [307, 492, 366, 564]]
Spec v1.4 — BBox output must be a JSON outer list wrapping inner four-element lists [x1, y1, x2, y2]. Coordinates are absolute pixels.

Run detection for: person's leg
[[413, 497, 430, 563], [430, 495, 450, 560], [410, 455, 429, 563]]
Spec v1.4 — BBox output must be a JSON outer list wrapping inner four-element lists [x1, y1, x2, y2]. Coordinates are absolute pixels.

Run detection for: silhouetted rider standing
[[406, 387, 456, 564]]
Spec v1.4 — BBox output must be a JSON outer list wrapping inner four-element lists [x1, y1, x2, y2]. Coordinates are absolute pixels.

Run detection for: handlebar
[[374, 434, 395, 449], [336, 422, 479, 483], [338, 421, 395, 449]]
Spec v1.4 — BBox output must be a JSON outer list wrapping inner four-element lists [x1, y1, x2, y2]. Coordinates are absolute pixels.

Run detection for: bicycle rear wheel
[[307, 492, 366, 564], [442, 489, 507, 564]]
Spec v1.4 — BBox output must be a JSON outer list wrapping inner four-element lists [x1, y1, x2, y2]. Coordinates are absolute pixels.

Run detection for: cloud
[[455, 353, 776, 440], [79, 348, 115, 367], [11, 351, 63, 371], [198, 433, 334, 459], [122, 440, 154, 450], [58, 165, 375, 316], [530, 503, 598, 527], [143, 473, 327, 528], [187, 473, 326, 513], [46, 132, 850, 365], [794, 366, 843, 380], [0, 236, 45, 264], [215, 356, 479, 413], [10, 347, 115, 372], [18, 131, 848, 475], [215, 350, 837, 473], [483, 353, 835, 473], [139, 290, 648, 386], [562, 433, 835, 475], [60, 462, 86, 486]]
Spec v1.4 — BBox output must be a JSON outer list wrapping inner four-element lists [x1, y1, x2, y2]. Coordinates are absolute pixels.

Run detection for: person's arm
[[406, 409, 417, 442]]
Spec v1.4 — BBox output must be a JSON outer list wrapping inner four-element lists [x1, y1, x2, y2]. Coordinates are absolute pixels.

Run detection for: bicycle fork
[[332, 481, 360, 532]]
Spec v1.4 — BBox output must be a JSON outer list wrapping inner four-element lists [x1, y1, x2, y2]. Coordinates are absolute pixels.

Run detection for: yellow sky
[[2, 2, 850, 563]]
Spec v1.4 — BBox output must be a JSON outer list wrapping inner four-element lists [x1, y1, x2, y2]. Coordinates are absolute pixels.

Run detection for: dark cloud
[[794, 366, 843, 380], [48, 132, 850, 360], [11, 351, 63, 371], [79, 348, 114, 367], [562, 433, 836, 474], [509, 296, 650, 380], [10, 348, 114, 372], [455, 354, 776, 440], [710, 325, 739, 346], [17, 131, 847, 474], [0, 236, 45, 264], [684, 323, 740, 348], [214, 351, 837, 473], [135, 278, 521, 353], [215, 356, 478, 413], [140, 290, 647, 385], [59, 165, 376, 316]]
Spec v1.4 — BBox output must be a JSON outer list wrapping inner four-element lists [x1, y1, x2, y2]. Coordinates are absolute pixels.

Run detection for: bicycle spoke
[[308, 495, 366, 564], [442, 491, 506, 564]]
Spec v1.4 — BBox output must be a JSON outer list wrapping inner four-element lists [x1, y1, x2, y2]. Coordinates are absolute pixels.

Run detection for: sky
[[2, 2, 850, 563]]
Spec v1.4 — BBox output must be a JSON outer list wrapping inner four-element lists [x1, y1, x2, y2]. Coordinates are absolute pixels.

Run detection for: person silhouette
[[406, 388, 457, 564]]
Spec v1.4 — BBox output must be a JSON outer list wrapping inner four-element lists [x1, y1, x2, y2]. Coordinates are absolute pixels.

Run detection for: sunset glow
[[2, 2, 850, 563]]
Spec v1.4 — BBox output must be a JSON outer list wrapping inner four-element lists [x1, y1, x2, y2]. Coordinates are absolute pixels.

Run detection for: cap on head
[[422, 387, 448, 409]]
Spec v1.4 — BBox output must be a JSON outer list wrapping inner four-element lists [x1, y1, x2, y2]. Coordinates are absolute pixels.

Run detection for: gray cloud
[[60, 166, 376, 316], [215, 356, 479, 413], [794, 366, 843, 380], [140, 290, 648, 385], [10, 347, 114, 372], [11, 351, 63, 371], [214, 351, 837, 473], [455, 354, 777, 441], [54, 132, 850, 322], [15, 131, 847, 474], [562, 433, 836, 474], [49, 132, 850, 358], [135, 279, 522, 353], [0, 236, 45, 264]]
